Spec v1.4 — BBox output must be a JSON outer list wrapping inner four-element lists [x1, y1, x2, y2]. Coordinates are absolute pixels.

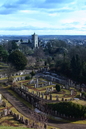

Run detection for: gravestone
[[45, 95, 48, 100], [71, 90, 73, 96], [62, 98, 64, 101], [20, 116, 24, 123], [36, 78, 38, 88], [50, 94, 52, 100], [17, 114, 20, 120], [35, 84, 37, 88], [0, 94, 2, 100], [3, 109, 8, 116], [21, 83, 24, 89], [32, 91, 34, 94], [39, 92, 41, 97], [80, 93, 82, 97], [81, 88, 84, 92], [25, 119, 29, 125], [42, 93, 44, 99], [51, 87, 54, 91], [49, 82, 51, 85], [24, 86, 28, 92], [56, 95, 59, 101]]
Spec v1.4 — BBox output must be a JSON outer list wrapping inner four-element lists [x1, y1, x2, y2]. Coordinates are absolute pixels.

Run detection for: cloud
[[45, 0, 73, 4], [0, 0, 77, 15], [0, 8, 16, 15], [0, 24, 79, 32]]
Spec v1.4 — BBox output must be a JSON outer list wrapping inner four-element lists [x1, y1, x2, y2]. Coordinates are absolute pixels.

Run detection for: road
[[0, 86, 86, 129]]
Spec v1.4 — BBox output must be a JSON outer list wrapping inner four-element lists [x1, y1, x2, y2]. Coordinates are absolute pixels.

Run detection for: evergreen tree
[[56, 84, 60, 92], [8, 50, 27, 70]]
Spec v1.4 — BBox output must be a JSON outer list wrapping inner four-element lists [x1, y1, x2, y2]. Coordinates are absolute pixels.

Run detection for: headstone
[[3, 109, 8, 116], [81, 88, 84, 92], [35, 84, 37, 88], [71, 90, 73, 96], [55, 110, 57, 115], [21, 83, 23, 89], [49, 82, 51, 85], [20, 116, 24, 123], [80, 93, 82, 97], [51, 87, 54, 92], [32, 91, 34, 94], [50, 94, 52, 100], [36, 78, 38, 87], [62, 98, 64, 101], [56, 95, 58, 101], [42, 93, 44, 99], [66, 85, 69, 90], [17, 114, 20, 120], [25, 119, 29, 125], [39, 92, 41, 97], [0, 94, 2, 100], [45, 95, 48, 100], [25, 87, 28, 92]]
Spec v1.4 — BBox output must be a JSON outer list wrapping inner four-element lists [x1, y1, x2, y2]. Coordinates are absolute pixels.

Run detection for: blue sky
[[0, 0, 86, 35]]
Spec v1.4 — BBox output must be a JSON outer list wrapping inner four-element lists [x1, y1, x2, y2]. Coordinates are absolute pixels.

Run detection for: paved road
[[0, 86, 86, 129]]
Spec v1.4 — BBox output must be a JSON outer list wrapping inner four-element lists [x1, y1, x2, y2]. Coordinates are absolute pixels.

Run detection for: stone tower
[[32, 33, 38, 48]]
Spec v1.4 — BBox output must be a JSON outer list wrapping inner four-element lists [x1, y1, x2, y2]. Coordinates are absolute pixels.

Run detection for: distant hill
[[0, 35, 86, 42]]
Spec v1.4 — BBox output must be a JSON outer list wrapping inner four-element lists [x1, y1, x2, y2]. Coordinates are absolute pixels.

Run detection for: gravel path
[[0, 86, 86, 129]]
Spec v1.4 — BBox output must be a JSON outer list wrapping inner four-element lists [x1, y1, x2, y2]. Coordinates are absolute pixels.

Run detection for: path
[[0, 86, 86, 129]]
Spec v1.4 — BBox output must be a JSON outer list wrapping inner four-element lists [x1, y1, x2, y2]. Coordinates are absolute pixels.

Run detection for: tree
[[56, 84, 61, 92], [30, 71, 35, 77], [3, 40, 18, 53], [11, 40, 18, 50], [6, 64, 16, 82], [8, 50, 27, 71], [0, 45, 8, 62]]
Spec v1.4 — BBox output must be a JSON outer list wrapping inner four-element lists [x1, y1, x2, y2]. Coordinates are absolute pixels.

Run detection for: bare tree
[[5, 63, 16, 83], [29, 108, 48, 129], [27, 56, 36, 67]]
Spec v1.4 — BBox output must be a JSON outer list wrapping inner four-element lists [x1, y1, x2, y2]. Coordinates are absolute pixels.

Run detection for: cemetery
[[9, 73, 86, 121], [0, 93, 41, 128], [1, 69, 86, 126], [11, 74, 86, 107]]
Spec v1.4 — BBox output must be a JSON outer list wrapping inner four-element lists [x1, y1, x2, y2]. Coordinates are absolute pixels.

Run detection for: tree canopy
[[56, 84, 61, 92], [0, 45, 8, 62], [8, 50, 27, 70]]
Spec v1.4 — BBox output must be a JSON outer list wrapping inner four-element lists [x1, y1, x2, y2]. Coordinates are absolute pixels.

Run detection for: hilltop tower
[[32, 33, 38, 48]]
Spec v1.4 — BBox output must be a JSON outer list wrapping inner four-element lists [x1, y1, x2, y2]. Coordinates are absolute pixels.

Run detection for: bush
[[25, 75, 31, 80], [30, 71, 35, 77], [56, 84, 61, 92]]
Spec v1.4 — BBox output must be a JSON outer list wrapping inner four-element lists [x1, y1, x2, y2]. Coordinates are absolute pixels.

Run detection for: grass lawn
[[0, 126, 32, 129], [0, 116, 25, 127], [71, 120, 86, 124], [8, 89, 32, 109], [72, 99, 86, 106]]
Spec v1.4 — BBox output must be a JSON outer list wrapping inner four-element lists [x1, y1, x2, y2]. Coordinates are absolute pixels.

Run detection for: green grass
[[8, 89, 33, 109], [0, 126, 32, 129], [71, 120, 86, 124], [72, 100, 86, 106]]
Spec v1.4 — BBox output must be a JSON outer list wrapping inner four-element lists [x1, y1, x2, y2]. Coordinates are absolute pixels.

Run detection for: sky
[[0, 0, 86, 35]]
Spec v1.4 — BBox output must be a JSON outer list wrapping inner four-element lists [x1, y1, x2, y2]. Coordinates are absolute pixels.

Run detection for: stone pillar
[[56, 95, 59, 101], [0, 94, 2, 100], [45, 95, 48, 100], [62, 98, 64, 101], [42, 93, 44, 99], [25, 119, 29, 125], [50, 94, 52, 100]]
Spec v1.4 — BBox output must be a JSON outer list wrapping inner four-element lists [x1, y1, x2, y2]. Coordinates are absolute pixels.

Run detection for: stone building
[[32, 33, 38, 48]]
